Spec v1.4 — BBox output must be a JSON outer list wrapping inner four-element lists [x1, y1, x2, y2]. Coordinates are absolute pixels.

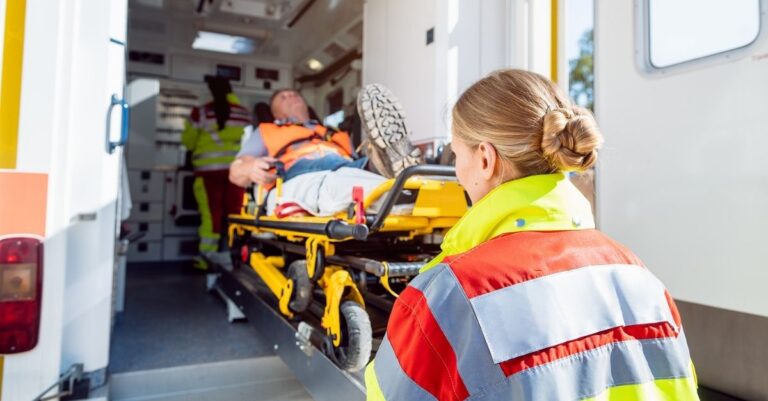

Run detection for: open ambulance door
[[1, 0, 129, 398], [595, 0, 767, 398]]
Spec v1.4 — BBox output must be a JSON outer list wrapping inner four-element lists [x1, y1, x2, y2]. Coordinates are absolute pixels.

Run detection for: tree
[[569, 29, 594, 110]]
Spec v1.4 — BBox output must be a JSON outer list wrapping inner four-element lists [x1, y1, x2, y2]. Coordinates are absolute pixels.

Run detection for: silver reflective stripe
[[194, 163, 232, 171], [482, 335, 693, 401], [210, 131, 222, 144], [200, 237, 219, 244], [407, 263, 445, 290], [374, 337, 437, 401], [470, 264, 677, 363], [413, 265, 505, 393], [193, 151, 239, 160]]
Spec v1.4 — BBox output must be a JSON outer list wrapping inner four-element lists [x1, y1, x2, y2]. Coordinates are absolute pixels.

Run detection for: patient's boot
[[356, 84, 422, 178]]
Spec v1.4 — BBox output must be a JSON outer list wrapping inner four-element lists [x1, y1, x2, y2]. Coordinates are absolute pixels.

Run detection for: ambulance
[[0, 0, 766, 400]]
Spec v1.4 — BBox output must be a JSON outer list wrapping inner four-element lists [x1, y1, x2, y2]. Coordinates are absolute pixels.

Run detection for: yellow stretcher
[[227, 165, 467, 371]]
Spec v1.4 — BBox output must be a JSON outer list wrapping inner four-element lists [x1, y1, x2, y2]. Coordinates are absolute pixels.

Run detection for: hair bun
[[540, 106, 603, 171]]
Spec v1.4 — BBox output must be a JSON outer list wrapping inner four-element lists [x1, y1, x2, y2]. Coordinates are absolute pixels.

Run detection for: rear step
[[109, 356, 312, 401]]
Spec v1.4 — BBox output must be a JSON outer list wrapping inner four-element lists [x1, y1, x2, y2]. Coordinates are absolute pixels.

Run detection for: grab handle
[[106, 94, 129, 154]]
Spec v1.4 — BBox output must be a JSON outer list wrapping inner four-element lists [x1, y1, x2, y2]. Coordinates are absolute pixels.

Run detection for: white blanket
[[264, 167, 392, 216]]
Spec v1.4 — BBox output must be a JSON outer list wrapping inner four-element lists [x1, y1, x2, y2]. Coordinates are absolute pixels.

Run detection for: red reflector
[[241, 245, 249, 262], [0, 237, 43, 354]]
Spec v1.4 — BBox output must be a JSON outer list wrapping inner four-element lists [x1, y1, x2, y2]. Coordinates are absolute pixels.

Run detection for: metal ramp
[[211, 264, 367, 401], [109, 356, 312, 401]]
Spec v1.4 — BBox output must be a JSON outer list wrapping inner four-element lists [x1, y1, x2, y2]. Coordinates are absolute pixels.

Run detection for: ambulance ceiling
[[128, 0, 363, 71]]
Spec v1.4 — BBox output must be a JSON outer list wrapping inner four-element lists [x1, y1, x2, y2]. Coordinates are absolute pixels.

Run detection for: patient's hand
[[230, 156, 278, 187]]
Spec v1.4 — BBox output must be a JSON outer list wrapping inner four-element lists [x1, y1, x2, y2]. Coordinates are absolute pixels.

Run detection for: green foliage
[[569, 29, 594, 110]]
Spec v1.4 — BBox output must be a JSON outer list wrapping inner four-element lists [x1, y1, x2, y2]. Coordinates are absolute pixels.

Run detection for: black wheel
[[335, 301, 372, 371], [287, 260, 312, 313], [311, 247, 325, 282], [229, 236, 247, 269]]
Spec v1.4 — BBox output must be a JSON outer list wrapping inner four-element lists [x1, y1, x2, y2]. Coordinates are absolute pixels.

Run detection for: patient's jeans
[[284, 154, 369, 182]]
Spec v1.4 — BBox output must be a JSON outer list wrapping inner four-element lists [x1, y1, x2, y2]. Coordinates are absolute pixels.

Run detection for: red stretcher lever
[[352, 186, 365, 224]]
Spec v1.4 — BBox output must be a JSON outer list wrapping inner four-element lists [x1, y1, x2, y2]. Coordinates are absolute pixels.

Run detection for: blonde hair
[[452, 69, 603, 175]]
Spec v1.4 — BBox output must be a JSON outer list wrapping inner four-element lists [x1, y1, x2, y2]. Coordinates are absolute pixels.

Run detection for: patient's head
[[270, 89, 310, 122], [451, 69, 603, 203]]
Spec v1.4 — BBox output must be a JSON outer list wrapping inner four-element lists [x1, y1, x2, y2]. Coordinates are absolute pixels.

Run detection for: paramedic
[[228, 86, 421, 187], [365, 69, 700, 401], [182, 75, 249, 269]]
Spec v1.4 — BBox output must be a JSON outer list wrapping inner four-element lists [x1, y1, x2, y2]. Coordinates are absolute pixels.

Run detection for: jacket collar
[[422, 173, 594, 271]]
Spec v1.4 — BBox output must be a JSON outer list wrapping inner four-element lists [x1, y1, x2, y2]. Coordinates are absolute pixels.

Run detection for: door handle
[[106, 94, 129, 154]]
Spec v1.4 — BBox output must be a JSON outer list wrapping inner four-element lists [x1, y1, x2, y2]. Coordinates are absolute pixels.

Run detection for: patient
[[229, 85, 423, 187]]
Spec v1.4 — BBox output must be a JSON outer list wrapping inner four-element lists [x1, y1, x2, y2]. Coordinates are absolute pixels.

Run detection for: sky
[[566, 0, 594, 62]]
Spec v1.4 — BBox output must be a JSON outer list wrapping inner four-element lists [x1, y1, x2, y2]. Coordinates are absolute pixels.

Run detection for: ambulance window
[[567, 0, 594, 110], [647, 0, 761, 68]]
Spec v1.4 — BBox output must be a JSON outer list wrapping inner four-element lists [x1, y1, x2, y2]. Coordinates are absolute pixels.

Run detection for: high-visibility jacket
[[182, 93, 249, 171], [258, 122, 353, 169], [366, 173, 699, 401]]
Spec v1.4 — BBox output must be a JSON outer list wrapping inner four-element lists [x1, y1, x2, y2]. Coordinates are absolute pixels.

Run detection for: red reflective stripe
[[446, 230, 645, 298], [499, 322, 679, 376], [387, 287, 469, 401]]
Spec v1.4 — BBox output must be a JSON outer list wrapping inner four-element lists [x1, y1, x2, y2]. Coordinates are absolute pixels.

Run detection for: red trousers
[[194, 170, 244, 241]]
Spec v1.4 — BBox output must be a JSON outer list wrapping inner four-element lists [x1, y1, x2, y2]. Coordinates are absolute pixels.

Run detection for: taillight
[[0, 236, 43, 354]]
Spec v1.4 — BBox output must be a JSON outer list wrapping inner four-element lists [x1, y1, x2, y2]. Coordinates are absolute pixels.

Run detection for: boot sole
[[357, 84, 421, 176]]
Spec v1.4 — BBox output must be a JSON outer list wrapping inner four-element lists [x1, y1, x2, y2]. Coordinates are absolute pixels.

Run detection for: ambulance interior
[[123, 0, 366, 262], [16, 0, 762, 399], [115, 0, 369, 396]]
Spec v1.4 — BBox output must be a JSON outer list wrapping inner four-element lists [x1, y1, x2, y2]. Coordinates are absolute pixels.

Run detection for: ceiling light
[[307, 58, 323, 71], [192, 31, 255, 54]]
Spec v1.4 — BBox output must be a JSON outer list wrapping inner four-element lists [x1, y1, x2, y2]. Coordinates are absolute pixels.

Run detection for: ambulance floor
[[109, 262, 273, 373]]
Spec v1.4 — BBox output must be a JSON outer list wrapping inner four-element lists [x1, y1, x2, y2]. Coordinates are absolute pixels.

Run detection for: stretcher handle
[[368, 165, 457, 232], [326, 220, 369, 240]]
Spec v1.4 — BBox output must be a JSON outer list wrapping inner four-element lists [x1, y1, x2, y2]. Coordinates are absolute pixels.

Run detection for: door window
[[647, 0, 761, 68]]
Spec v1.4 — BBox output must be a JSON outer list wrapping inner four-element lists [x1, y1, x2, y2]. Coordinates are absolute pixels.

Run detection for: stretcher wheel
[[335, 301, 372, 372], [287, 260, 312, 313], [311, 247, 325, 282], [229, 236, 246, 269]]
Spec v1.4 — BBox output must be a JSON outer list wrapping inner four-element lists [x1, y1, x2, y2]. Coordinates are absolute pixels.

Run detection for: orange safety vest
[[258, 123, 354, 169]]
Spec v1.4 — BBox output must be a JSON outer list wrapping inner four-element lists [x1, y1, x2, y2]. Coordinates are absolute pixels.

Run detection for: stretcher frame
[[225, 164, 467, 370]]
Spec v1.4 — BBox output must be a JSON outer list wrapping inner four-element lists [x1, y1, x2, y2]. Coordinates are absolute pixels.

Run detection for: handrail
[[367, 165, 457, 232]]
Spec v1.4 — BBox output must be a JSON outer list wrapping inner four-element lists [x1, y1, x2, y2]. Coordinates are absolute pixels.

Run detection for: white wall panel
[[14, 0, 58, 173], [363, 0, 437, 143], [362, 0, 388, 92], [364, 0, 511, 143], [480, 0, 509, 76]]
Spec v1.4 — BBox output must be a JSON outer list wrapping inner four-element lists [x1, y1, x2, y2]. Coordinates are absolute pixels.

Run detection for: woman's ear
[[477, 142, 498, 181]]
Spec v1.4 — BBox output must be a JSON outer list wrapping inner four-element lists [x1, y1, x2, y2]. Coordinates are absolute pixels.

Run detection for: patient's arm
[[229, 156, 278, 187]]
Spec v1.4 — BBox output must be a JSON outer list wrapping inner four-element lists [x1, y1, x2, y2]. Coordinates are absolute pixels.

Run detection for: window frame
[[636, 0, 764, 74]]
